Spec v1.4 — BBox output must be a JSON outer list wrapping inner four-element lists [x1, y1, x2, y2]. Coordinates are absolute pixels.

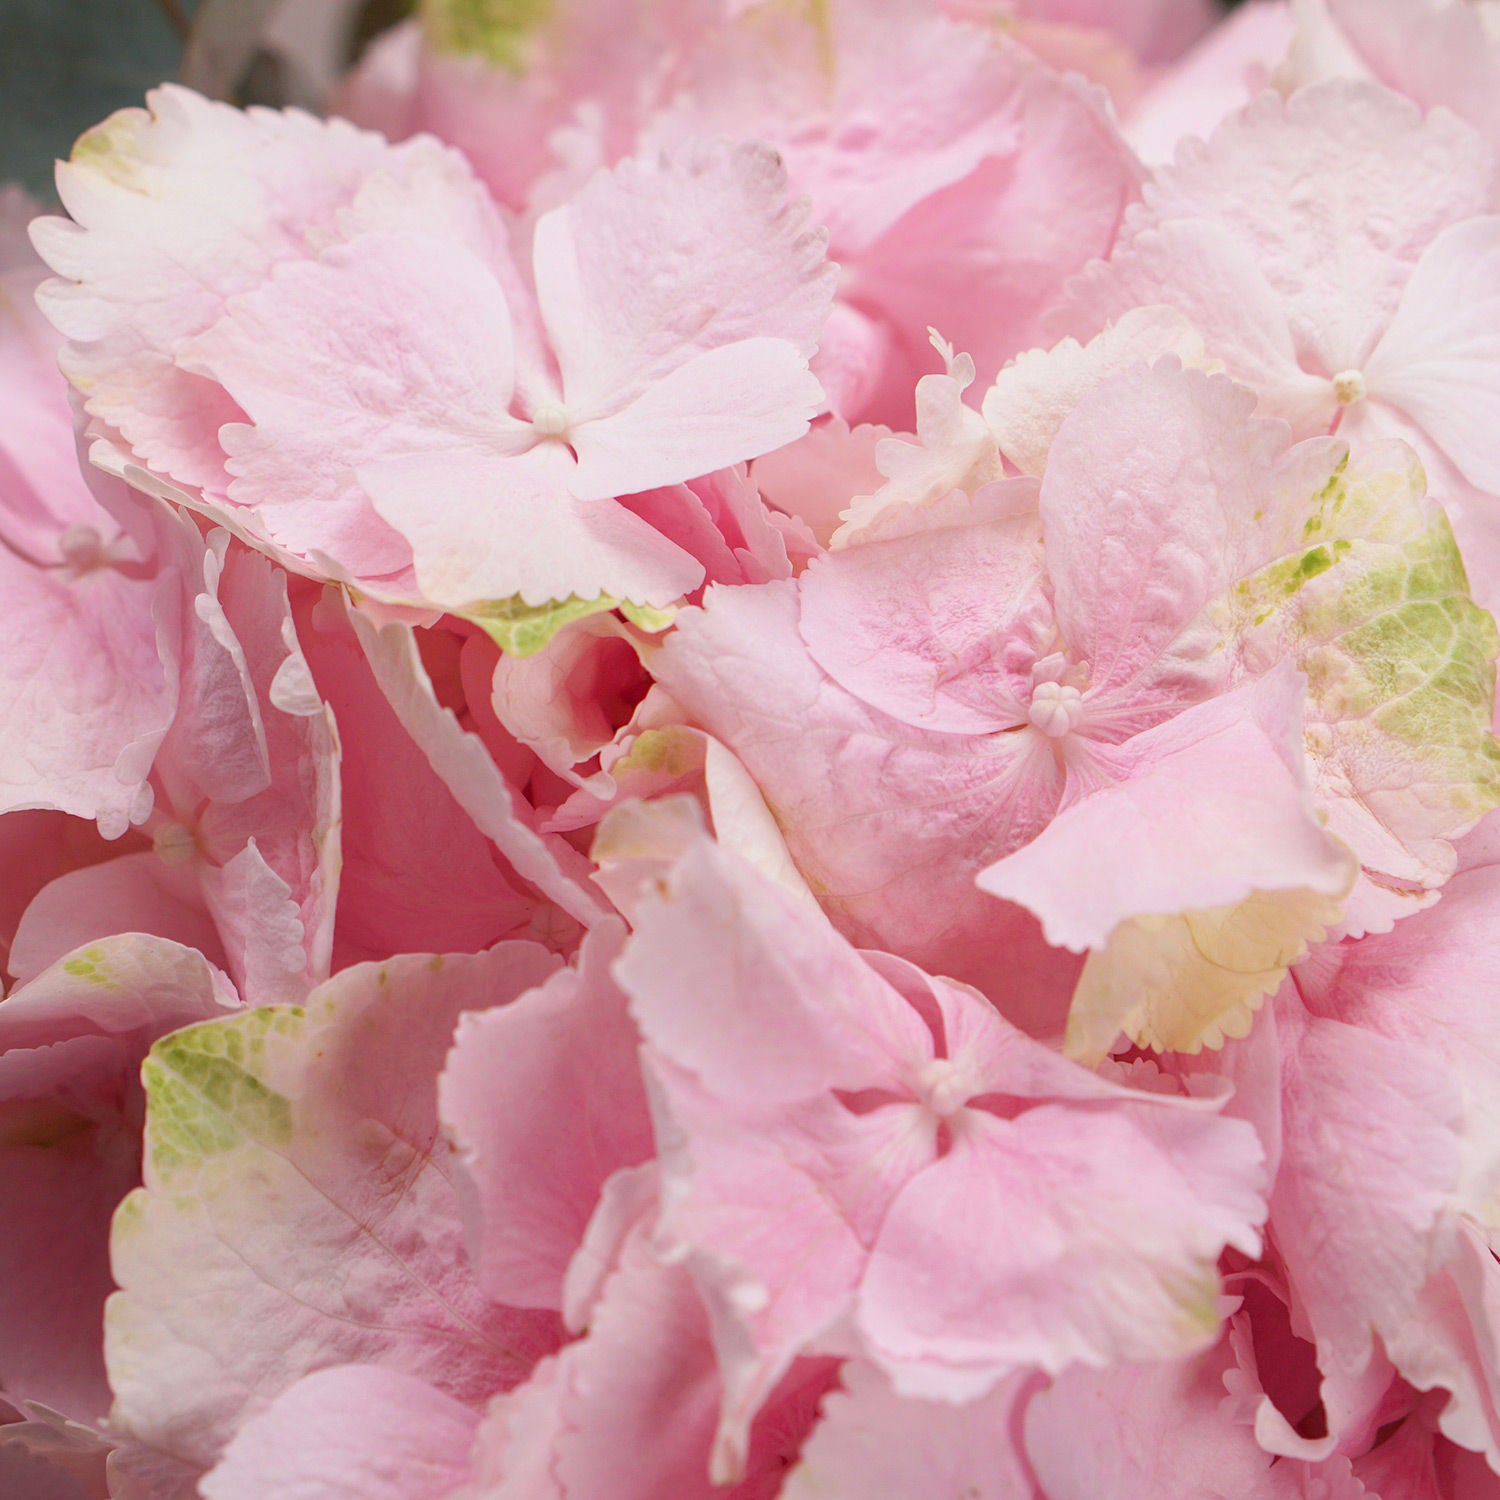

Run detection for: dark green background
[[0, 0, 196, 197], [0, 0, 1244, 199]]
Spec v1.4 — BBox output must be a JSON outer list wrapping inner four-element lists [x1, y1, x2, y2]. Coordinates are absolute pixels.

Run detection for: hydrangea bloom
[[6, 1, 1500, 1495]]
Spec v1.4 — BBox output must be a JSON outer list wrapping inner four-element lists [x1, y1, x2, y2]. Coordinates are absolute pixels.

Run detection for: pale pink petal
[[391, 0, 713, 213], [981, 306, 1208, 477], [195, 838, 318, 1006], [30, 86, 399, 494], [542, 1237, 745, 1499], [0, 534, 170, 832], [644, 1054, 936, 1471], [779, 1361, 1037, 1500], [750, 418, 890, 551], [799, 483, 1050, 734], [979, 670, 1355, 953], [348, 607, 611, 931], [1388, 1220, 1500, 1471], [363, 447, 704, 612], [1126, 1, 1297, 167], [1054, 218, 1337, 436], [473, 1222, 834, 1500], [565, 339, 826, 505], [1307, 0, 1500, 156], [649, 9, 1141, 421], [1271, 987, 1462, 1383], [1129, 82, 1497, 374], [845, 55, 1142, 409], [1299, 865, 1500, 1225], [180, 230, 523, 583], [1038, 361, 1337, 714], [532, 142, 834, 423], [106, 944, 564, 1467], [199, 1366, 479, 1500], [1364, 216, 1500, 494], [439, 922, 653, 1310], [1023, 1336, 1305, 1499], [0, 935, 237, 1423], [833, 344, 1005, 543], [858, 1102, 1265, 1397], [158, 544, 341, 1004], [8, 852, 224, 986], [617, 837, 931, 1104], [651, 580, 1076, 1007]]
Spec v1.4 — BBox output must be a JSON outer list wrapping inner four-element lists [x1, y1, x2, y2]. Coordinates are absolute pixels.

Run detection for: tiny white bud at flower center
[[915, 1058, 977, 1119], [1333, 369, 1367, 407], [531, 401, 572, 439], [152, 821, 198, 867], [1028, 681, 1084, 739], [58, 525, 107, 571]]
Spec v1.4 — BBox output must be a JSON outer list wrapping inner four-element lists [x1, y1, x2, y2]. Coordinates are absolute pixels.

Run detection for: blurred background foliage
[[0, 0, 413, 196], [0, 0, 1241, 199]]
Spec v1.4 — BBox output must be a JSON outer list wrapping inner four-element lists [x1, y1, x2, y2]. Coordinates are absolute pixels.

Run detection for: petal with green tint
[[421, 0, 555, 70], [1229, 445, 1500, 899], [106, 944, 564, 1471]]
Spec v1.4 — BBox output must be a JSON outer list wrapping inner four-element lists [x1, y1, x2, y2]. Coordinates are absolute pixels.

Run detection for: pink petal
[[363, 446, 704, 612], [617, 836, 931, 1104], [1129, 82, 1496, 373], [198, 1366, 479, 1500], [566, 339, 826, 505], [182, 231, 523, 583], [858, 1099, 1265, 1397], [979, 670, 1355, 952], [532, 142, 834, 423], [1054, 219, 1337, 436], [798, 483, 1051, 735], [31, 86, 398, 494], [1271, 987, 1462, 1383], [439, 922, 653, 1310], [0, 936, 237, 1422], [1365, 216, 1500, 494], [1023, 1337, 1306, 1499], [9, 852, 224, 986], [299, 597, 537, 964], [1038, 360, 1332, 715], [348, 607, 611, 931], [651, 580, 1074, 1005], [779, 1361, 1037, 1500], [106, 944, 564, 1468]]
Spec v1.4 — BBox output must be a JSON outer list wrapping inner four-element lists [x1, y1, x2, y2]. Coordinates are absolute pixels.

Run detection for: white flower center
[[1333, 369, 1367, 407], [1028, 680, 1085, 739], [531, 401, 572, 439], [915, 1057, 979, 1119], [58, 525, 108, 572], [152, 821, 198, 867]]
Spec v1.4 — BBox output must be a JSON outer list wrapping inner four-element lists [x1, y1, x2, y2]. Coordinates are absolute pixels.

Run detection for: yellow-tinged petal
[[1065, 884, 1349, 1066]]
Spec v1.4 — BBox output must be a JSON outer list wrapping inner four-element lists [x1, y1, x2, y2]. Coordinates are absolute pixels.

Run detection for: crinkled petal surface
[[105, 943, 564, 1468], [198, 1366, 479, 1500]]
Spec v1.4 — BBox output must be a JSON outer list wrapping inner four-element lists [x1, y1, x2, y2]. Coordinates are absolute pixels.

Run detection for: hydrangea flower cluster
[[4, 0, 1500, 1495]]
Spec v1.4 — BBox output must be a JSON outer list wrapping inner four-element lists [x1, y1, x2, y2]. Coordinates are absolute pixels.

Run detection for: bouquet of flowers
[[3, 0, 1500, 1494]]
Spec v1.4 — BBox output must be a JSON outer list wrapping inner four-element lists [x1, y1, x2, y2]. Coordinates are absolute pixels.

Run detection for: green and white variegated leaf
[[1227, 443, 1500, 892]]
